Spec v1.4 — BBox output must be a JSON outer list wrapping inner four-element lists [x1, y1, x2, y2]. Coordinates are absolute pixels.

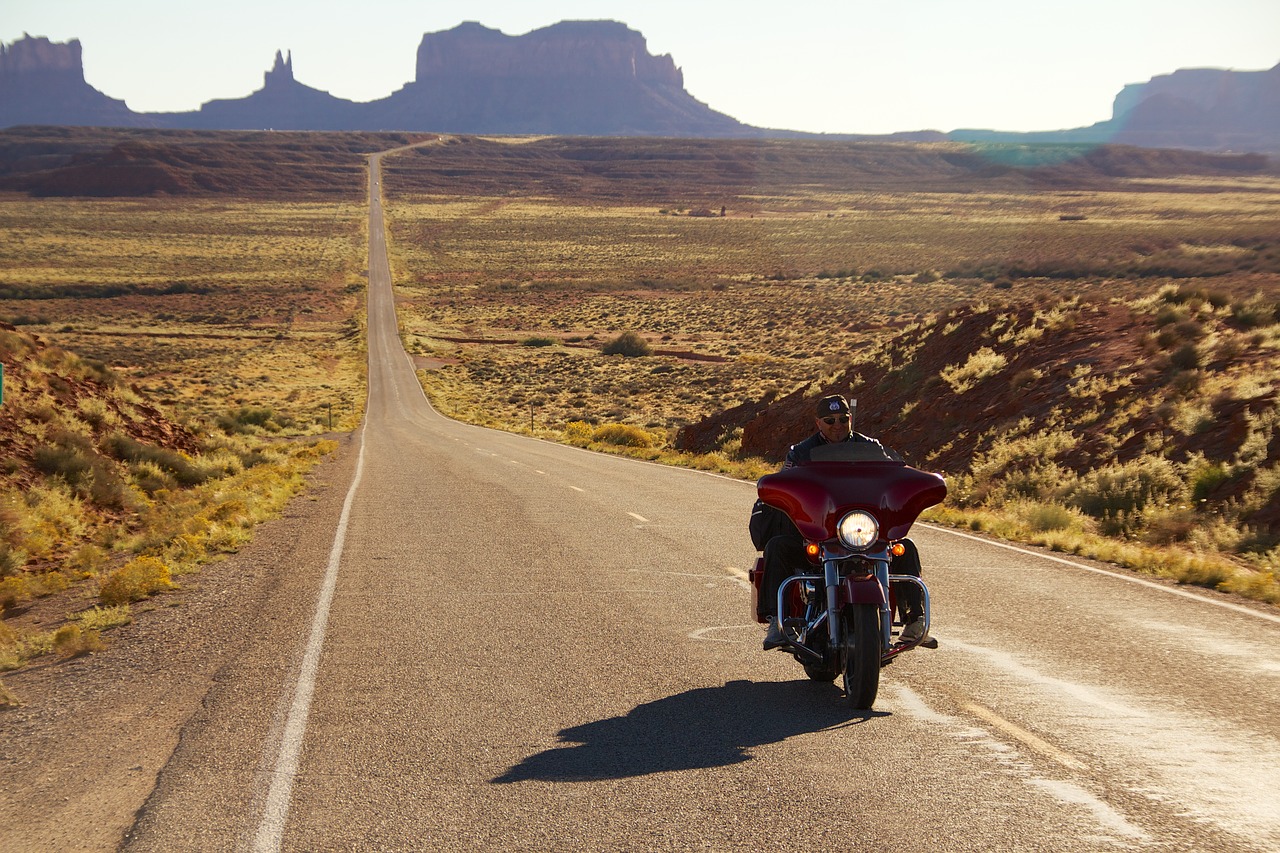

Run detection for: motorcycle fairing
[[757, 461, 947, 543]]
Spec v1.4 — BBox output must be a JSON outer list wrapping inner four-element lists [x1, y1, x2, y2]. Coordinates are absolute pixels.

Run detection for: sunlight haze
[[4, 0, 1278, 134]]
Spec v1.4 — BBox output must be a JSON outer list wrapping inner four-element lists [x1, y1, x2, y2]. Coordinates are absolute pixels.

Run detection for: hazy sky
[[5, 0, 1278, 134]]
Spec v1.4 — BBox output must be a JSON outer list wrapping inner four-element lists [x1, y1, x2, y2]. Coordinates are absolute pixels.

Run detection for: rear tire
[[843, 603, 881, 709]]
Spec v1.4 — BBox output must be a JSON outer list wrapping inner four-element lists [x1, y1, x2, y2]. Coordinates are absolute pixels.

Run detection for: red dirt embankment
[[676, 296, 1279, 533]]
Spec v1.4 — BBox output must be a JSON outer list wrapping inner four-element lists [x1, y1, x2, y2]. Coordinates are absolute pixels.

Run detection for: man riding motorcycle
[[750, 395, 926, 650]]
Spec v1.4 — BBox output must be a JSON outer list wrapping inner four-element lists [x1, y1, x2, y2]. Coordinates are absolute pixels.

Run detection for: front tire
[[843, 603, 881, 709], [803, 662, 839, 682]]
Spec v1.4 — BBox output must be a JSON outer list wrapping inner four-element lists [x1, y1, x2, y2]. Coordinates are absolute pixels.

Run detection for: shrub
[[0, 542, 22, 579], [76, 605, 132, 632], [1190, 461, 1231, 501], [592, 424, 654, 448], [68, 544, 108, 575], [602, 331, 652, 357], [87, 460, 134, 509], [1231, 297, 1277, 329], [0, 575, 35, 609], [940, 347, 1007, 393], [99, 556, 174, 605], [16, 485, 87, 561], [1017, 501, 1084, 533], [52, 623, 105, 658], [215, 406, 293, 434], [103, 433, 210, 486], [76, 397, 115, 429], [1170, 343, 1201, 370], [521, 336, 557, 347], [33, 444, 93, 486], [1068, 457, 1187, 520], [564, 421, 594, 444], [130, 460, 177, 496]]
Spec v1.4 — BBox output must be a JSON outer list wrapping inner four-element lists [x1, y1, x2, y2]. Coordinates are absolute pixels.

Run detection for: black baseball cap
[[816, 395, 850, 416]]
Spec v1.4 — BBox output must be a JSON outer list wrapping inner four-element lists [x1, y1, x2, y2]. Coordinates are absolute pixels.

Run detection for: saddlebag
[[748, 556, 768, 623]]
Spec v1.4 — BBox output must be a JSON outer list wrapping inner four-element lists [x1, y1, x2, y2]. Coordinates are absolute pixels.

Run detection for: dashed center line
[[628, 512, 650, 523], [569, 485, 585, 493], [963, 702, 1087, 771]]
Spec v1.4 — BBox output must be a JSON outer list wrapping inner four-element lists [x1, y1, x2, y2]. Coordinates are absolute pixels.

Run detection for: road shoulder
[[0, 433, 360, 853]]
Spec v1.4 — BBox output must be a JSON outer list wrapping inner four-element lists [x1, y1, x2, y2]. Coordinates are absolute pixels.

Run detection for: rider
[[752, 394, 926, 650]]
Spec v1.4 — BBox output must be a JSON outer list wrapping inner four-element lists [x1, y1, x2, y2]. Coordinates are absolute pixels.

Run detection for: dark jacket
[[784, 430, 887, 468]]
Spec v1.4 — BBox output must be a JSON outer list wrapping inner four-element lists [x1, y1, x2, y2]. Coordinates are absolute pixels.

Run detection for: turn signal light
[[891, 542, 906, 557], [805, 542, 820, 559]]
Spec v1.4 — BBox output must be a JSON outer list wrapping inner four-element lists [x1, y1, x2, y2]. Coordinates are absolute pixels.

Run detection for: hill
[[0, 321, 337, 674], [0, 126, 431, 198], [378, 136, 1273, 202], [677, 289, 1280, 556], [0, 128, 1270, 201]]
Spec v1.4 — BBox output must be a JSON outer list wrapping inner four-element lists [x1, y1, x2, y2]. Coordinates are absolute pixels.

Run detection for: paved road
[[123, 151, 1280, 852]]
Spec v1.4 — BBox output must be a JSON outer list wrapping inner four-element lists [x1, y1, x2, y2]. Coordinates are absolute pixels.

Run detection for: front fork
[[825, 559, 846, 650]]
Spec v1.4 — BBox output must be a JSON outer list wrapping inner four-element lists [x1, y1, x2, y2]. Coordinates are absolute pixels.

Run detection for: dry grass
[[0, 197, 369, 431], [0, 194, 366, 679], [386, 171, 1280, 439]]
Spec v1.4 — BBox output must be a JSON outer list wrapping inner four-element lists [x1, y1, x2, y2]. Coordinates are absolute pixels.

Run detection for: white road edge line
[[628, 512, 650, 523], [253, 436, 366, 852], [922, 523, 1280, 626]]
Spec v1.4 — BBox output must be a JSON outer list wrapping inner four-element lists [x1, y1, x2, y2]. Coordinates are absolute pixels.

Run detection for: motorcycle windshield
[[757, 453, 947, 543]]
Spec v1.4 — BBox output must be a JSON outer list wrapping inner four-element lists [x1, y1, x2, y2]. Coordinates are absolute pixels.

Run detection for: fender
[[837, 573, 887, 608]]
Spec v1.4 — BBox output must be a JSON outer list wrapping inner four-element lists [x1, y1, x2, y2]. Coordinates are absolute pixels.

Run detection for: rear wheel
[[843, 603, 881, 709]]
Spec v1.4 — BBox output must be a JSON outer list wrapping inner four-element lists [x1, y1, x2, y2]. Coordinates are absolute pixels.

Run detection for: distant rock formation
[[2, 27, 1277, 151], [158, 48, 369, 130], [415, 21, 683, 85], [1110, 63, 1280, 142], [0, 34, 149, 127], [953, 61, 1280, 153], [0, 23, 749, 137], [361, 21, 747, 135]]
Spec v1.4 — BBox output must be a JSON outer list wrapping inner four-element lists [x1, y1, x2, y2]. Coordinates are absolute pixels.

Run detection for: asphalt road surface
[[121, 151, 1280, 852]]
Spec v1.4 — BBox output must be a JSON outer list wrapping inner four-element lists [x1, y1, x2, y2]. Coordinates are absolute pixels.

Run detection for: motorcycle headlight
[[837, 510, 878, 549]]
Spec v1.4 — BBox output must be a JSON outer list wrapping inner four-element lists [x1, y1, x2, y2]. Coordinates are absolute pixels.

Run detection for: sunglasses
[[821, 414, 850, 425]]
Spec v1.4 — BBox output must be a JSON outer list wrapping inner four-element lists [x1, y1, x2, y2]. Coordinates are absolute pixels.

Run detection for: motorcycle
[[749, 441, 947, 708]]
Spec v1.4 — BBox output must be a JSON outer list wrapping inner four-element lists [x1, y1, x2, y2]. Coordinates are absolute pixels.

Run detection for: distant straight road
[[123, 148, 1280, 852]]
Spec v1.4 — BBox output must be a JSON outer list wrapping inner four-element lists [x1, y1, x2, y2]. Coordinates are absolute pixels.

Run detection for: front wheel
[[803, 662, 839, 682], [843, 603, 882, 709]]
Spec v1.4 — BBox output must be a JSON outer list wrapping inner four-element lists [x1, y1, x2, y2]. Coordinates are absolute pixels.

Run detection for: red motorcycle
[[749, 442, 947, 708]]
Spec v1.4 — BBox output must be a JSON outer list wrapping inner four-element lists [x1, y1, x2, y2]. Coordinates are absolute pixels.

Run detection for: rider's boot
[[763, 617, 786, 650]]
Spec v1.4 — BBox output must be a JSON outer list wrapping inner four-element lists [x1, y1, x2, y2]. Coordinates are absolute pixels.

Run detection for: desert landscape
[[1, 128, 1278, 699]]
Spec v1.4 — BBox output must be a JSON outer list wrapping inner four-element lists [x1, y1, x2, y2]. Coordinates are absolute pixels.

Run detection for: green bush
[[102, 433, 210, 486], [1068, 457, 1187, 520], [33, 445, 93, 486], [1191, 462, 1231, 501], [215, 406, 294, 434]]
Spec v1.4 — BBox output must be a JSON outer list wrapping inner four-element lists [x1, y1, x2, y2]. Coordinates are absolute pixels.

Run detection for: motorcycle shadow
[[492, 679, 888, 783]]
